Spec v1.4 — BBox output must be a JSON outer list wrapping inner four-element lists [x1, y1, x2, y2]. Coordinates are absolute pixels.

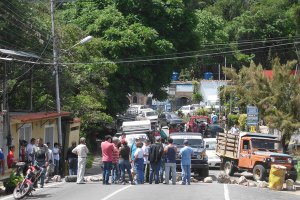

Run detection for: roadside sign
[[247, 106, 259, 126]]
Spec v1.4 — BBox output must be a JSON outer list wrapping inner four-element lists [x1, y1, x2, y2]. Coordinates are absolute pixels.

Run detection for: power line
[[60, 42, 297, 65]]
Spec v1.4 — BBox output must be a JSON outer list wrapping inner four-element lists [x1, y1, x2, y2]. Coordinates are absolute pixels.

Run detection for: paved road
[[1, 169, 298, 200], [0, 181, 297, 200]]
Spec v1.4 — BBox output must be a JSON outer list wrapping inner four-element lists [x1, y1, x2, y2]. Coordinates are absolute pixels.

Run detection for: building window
[[45, 126, 54, 148], [19, 124, 32, 143]]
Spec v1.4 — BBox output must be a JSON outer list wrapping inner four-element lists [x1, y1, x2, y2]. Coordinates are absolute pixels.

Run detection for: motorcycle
[[13, 162, 43, 199]]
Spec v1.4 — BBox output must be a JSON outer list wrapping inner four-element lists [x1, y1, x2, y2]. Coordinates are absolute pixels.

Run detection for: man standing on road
[[33, 138, 48, 188], [45, 142, 54, 183], [52, 143, 60, 175], [112, 137, 120, 184], [26, 138, 36, 165], [72, 137, 89, 184], [66, 141, 78, 175], [164, 138, 177, 185], [179, 140, 193, 185], [148, 137, 163, 184], [101, 135, 114, 185], [142, 139, 150, 182]]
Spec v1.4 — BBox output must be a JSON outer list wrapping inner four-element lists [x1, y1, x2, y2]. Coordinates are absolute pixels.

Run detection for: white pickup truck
[[121, 120, 152, 146]]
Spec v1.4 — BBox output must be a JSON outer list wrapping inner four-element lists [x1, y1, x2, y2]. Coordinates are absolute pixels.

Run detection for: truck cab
[[217, 132, 298, 181]]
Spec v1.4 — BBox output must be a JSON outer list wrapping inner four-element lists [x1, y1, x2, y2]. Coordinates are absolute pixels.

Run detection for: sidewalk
[[85, 154, 102, 176]]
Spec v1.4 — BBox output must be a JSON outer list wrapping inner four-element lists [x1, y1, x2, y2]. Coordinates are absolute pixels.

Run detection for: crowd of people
[[99, 134, 194, 185]]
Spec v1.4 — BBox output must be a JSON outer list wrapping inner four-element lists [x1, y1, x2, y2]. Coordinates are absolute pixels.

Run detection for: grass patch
[[86, 153, 95, 169]]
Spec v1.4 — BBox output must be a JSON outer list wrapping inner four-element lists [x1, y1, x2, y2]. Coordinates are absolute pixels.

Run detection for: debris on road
[[257, 181, 268, 188], [238, 176, 248, 185], [286, 179, 295, 191], [204, 177, 213, 183], [217, 172, 231, 184]]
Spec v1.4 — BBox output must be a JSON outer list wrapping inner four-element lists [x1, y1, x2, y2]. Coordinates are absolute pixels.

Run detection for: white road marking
[[101, 185, 132, 200], [0, 181, 64, 200], [224, 184, 230, 200]]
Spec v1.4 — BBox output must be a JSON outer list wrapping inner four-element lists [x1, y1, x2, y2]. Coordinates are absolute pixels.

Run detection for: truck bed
[[216, 133, 239, 159]]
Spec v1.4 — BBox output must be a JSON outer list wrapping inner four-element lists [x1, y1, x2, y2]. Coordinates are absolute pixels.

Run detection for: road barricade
[[269, 165, 286, 190]]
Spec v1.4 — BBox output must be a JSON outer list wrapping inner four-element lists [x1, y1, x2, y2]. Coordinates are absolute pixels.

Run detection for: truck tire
[[287, 168, 297, 182], [224, 160, 235, 176], [253, 165, 266, 181]]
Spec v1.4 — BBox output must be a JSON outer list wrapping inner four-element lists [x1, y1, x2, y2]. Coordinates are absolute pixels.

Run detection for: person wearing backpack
[[148, 137, 163, 184]]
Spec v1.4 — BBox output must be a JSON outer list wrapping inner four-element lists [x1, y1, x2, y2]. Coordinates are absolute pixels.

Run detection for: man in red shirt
[[111, 137, 120, 184], [7, 145, 16, 168], [101, 135, 114, 185]]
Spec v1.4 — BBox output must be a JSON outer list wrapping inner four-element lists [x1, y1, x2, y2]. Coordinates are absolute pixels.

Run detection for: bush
[[86, 154, 95, 169], [238, 114, 247, 131], [228, 114, 239, 128], [4, 172, 23, 194], [195, 108, 209, 116]]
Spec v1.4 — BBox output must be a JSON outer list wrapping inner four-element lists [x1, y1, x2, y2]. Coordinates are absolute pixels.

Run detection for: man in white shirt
[[142, 139, 150, 182], [45, 142, 54, 183], [72, 137, 89, 184], [231, 124, 240, 135], [26, 138, 36, 164], [52, 143, 60, 175]]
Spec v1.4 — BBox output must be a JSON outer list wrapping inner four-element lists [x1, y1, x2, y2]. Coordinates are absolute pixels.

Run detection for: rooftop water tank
[[204, 72, 213, 80], [171, 72, 179, 81]]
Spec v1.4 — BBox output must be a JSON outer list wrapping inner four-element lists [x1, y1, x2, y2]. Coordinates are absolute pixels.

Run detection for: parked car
[[137, 110, 158, 128], [170, 132, 209, 177], [205, 124, 224, 138], [177, 105, 196, 117], [158, 112, 184, 127], [204, 138, 221, 168]]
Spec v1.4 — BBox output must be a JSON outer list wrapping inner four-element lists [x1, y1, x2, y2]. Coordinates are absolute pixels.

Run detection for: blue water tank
[[171, 72, 179, 81], [204, 72, 213, 80]]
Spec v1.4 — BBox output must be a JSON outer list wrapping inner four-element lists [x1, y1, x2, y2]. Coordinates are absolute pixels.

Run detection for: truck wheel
[[224, 160, 235, 176], [287, 168, 297, 182], [253, 165, 266, 181]]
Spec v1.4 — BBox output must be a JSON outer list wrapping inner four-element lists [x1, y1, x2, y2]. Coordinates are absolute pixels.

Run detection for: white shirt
[[134, 148, 144, 159], [231, 126, 240, 135], [52, 147, 60, 160], [26, 143, 35, 154], [48, 149, 54, 163], [142, 145, 150, 164], [72, 144, 89, 158]]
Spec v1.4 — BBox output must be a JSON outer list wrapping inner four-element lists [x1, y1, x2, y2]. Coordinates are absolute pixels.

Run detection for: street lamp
[[51, 0, 93, 145]]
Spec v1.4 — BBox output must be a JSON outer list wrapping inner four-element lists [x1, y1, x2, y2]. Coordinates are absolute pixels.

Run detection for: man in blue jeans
[[101, 135, 114, 185], [179, 140, 193, 185]]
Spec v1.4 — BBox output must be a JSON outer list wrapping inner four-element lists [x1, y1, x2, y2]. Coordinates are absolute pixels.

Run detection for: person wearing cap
[[72, 137, 89, 184], [179, 140, 194, 185], [101, 135, 114, 185]]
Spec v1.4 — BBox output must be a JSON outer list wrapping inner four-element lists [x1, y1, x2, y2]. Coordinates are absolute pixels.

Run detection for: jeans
[[143, 163, 150, 182], [112, 163, 119, 183], [165, 162, 176, 184], [54, 159, 59, 175], [102, 161, 112, 184], [150, 161, 161, 184], [160, 158, 165, 183], [119, 159, 133, 183], [135, 158, 144, 184], [68, 158, 78, 175], [77, 157, 86, 183], [181, 164, 191, 185], [35, 160, 46, 187]]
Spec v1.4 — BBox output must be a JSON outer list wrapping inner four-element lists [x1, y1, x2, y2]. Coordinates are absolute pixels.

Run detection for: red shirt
[[7, 151, 15, 168], [101, 141, 114, 162], [112, 145, 119, 164]]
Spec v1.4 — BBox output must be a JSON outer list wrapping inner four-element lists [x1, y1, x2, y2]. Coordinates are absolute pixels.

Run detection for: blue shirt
[[0, 149, 4, 160], [179, 146, 193, 165]]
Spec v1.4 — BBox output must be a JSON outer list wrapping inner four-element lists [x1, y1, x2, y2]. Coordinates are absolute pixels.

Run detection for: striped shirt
[[112, 145, 119, 164]]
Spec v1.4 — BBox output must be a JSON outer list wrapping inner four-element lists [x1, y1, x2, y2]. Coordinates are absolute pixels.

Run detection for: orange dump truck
[[216, 132, 298, 181]]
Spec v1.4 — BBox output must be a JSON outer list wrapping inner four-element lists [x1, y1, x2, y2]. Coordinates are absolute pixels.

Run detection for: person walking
[[112, 137, 120, 184], [72, 137, 89, 184], [66, 141, 78, 175], [134, 141, 144, 184], [142, 139, 150, 182], [179, 140, 193, 185], [164, 138, 177, 185], [101, 135, 114, 185], [33, 138, 49, 188], [148, 137, 164, 184], [119, 140, 134, 185]]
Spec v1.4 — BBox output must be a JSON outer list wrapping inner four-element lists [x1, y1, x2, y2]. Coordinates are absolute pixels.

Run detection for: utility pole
[[51, 0, 62, 145]]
